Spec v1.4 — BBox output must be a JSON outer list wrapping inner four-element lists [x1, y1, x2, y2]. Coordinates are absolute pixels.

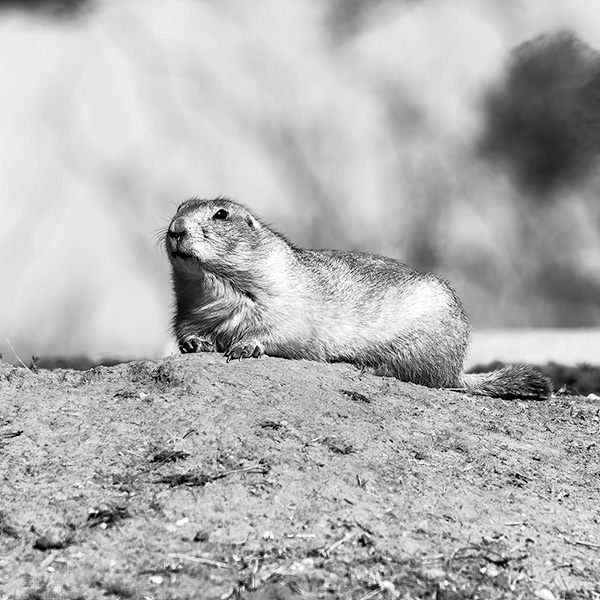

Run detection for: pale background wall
[[1, 0, 599, 365]]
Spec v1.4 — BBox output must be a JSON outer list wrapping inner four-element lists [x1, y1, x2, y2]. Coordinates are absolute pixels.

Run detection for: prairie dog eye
[[213, 209, 229, 220]]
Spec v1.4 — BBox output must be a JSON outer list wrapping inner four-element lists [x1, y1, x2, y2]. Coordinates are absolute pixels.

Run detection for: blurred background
[[0, 0, 599, 368]]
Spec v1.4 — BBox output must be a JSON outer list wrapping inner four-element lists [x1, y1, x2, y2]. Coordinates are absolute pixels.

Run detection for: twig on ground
[[307, 436, 324, 445], [217, 464, 270, 478], [168, 552, 229, 569], [358, 589, 380, 600], [323, 531, 359, 557], [156, 472, 212, 487], [448, 545, 511, 570], [157, 463, 270, 487], [563, 536, 600, 549], [150, 449, 191, 470], [0, 430, 23, 440]]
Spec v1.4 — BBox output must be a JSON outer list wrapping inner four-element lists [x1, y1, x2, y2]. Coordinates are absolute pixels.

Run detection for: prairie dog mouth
[[167, 233, 196, 259], [169, 242, 201, 262]]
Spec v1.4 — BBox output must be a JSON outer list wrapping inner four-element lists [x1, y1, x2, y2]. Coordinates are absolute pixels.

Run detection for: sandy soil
[[1, 354, 599, 599]]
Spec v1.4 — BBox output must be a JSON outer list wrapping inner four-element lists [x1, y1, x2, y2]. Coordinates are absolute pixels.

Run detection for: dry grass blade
[[2, 334, 30, 371]]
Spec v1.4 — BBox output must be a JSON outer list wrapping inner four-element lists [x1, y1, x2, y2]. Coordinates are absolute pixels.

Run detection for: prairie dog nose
[[168, 217, 187, 239]]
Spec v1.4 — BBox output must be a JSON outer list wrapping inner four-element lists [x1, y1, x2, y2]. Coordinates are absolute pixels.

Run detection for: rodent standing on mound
[[165, 197, 552, 401]]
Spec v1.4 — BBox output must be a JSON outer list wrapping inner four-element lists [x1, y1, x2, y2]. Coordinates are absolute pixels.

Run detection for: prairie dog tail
[[460, 365, 552, 400]]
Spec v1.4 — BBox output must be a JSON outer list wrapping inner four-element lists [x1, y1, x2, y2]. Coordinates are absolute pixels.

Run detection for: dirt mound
[[1, 354, 598, 599]]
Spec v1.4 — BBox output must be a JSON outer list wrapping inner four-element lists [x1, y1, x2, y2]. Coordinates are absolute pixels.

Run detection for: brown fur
[[165, 197, 552, 400]]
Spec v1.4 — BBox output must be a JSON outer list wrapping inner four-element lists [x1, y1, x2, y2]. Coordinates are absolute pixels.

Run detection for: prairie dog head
[[166, 198, 269, 278]]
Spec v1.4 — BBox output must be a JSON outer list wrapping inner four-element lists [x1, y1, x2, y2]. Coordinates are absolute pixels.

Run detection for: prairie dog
[[165, 197, 552, 400]]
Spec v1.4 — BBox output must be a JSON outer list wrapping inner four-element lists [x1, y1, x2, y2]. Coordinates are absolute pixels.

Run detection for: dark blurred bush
[[480, 30, 600, 197], [0, 0, 91, 17], [35, 355, 129, 370], [540, 361, 600, 396], [470, 361, 600, 396]]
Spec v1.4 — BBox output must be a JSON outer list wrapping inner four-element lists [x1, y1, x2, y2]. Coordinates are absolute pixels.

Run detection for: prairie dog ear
[[245, 214, 260, 230]]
